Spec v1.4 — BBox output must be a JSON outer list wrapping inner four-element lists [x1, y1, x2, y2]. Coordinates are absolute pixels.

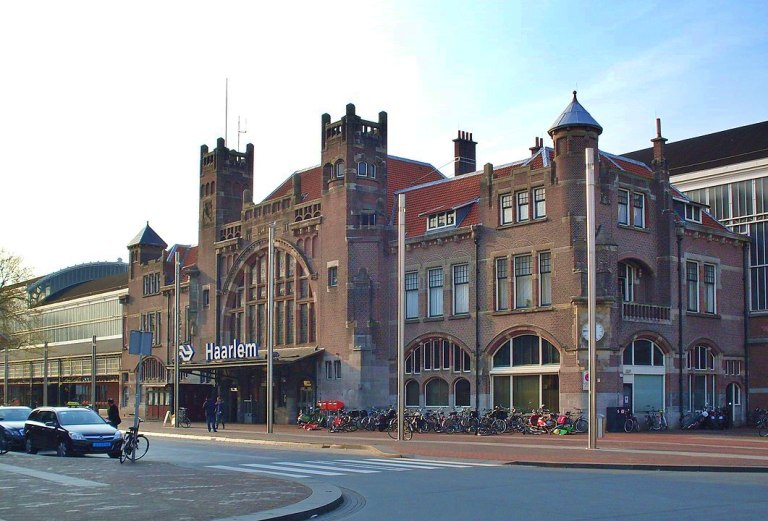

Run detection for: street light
[[676, 220, 685, 424], [1, 332, 9, 406]]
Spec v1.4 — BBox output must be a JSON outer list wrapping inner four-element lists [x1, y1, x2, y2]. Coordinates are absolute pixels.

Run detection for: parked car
[[0, 406, 32, 451], [24, 406, 123, 458]]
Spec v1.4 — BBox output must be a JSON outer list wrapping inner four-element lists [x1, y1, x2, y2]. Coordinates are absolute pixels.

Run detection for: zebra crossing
[[207, 457, 500, 479]]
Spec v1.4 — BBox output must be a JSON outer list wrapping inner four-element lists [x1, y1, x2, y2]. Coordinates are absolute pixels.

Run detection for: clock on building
[[581, 322, 604, 341]]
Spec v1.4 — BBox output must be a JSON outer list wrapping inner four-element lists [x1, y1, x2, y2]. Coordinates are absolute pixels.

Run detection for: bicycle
[[120, 419, 150, 464], [386, 415, 414, 441], [177, 407, 191, 428], [624, 411, 640, 432], [571, 408, 588, 433], [757, 416, 768, 437]]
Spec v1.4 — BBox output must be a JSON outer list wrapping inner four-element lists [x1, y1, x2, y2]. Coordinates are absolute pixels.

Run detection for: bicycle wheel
[[758, 420, 768, 437], [623, 418, 635, 433], [574, 418, 588, 433], [133, 435, 149, 460], [403, 422, 413, 441], [386, 419, 398, 439], [119, 436, 133, 464], [181, 418, 190, 428]]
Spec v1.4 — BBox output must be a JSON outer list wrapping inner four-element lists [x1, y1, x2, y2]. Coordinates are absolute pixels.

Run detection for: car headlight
[[68, 431, 86, 441], [113, 431, 123, 440]]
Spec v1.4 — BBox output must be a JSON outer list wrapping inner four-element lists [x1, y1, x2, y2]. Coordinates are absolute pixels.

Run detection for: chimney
[[453, 130, 477, 176], [651, 118, 667, 165], [529, 137, 543, 156]]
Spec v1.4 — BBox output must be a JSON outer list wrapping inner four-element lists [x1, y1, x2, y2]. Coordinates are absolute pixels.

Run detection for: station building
[[119, 93, 749, 426]]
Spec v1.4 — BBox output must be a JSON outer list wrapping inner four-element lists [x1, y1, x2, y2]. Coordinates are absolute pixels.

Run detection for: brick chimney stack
[[453, 130, 477, 176], [651, 118, 668, 167], [529, 137, 543, 156]]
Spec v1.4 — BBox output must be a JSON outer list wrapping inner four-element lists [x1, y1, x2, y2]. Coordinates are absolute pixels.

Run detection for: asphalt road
[[1, 436, 766, 521]]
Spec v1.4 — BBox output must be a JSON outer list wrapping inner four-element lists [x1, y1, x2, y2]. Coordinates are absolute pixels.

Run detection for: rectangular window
[[516, 191, 529, 222], [514, 255, 532, 309], [704, 264, 716, 314], [369, 164, 376, 179], [539, 251, 552, 306], [685, 204, 702, 223], [325, 360, 333, 379], [328, 266, 338, 287], [452, 264, 469, 315], [533, 187, 546, 219], [632, 192, 645, 228], [424, 342, 432, 370], [495, 257, 509, 311], [427, 210, 456, 231], [687, 261, 699, 312], [360, 213, 376, 226], [442, 340, 451, 370], [428, 268, 444, 317], [618, 189, 629, 225], [334, 360, 342, 379], [357, 162, 367, 177], [619, 263, 635, 302], [500, 194, 514, 225], [405, 271, 419, 320]]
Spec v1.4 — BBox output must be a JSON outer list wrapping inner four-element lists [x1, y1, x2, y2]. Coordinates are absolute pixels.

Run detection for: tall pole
[[397, 194, 406, 441], [43, 341, 48, 406], [585, 148, 598, 450], [174, 251, 181, 427], [91, 335, 97, 411], [224, 78, 229, 146], [3, 332, 9, 405], [267, 222, 276, 434]]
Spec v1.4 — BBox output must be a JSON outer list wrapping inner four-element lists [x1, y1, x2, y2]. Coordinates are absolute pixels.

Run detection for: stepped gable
[[398, 172, 482, 237]]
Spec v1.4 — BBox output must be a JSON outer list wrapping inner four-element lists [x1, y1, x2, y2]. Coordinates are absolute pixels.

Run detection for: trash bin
[[597, 414, 605, 438], [606, 407, 629, 432]]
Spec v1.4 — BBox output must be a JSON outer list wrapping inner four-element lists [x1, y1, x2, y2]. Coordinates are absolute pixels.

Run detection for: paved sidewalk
[[138, 421, 768, 519]]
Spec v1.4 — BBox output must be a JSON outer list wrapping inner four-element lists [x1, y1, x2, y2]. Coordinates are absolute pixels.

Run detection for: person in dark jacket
[[215, 396, 226, 430], [203, 397, 217, 432], [107, 399, 121, 427]]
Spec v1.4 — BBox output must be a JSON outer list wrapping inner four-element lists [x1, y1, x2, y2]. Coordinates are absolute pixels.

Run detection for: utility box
[[606, 407, 629, 432]]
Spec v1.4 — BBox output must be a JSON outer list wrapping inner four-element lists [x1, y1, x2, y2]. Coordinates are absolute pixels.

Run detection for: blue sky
[[2, 1, 767, 276]]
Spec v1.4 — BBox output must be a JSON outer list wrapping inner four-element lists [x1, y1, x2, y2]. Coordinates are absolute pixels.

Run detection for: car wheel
[[25, 437, 38, 454], [56, 440, 69, 457]]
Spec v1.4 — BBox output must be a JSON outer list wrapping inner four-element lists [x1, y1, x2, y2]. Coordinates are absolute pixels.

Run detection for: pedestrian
[[215, 396, 225, 430], [203, 396, 217, 432], [107, 399, 121, 428]]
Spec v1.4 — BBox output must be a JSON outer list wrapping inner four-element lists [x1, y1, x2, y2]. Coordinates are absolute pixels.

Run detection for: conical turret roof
[[127, 222, 167, 248], [548, 91, 603, 136]]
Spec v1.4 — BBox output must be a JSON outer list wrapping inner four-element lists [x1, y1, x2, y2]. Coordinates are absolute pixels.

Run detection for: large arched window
[[454, 378, 471, 407], [405, 380, 420, 407], [621, 339, 666, 413], [425, 378, 449, 407], [490, 334, 560, 412]]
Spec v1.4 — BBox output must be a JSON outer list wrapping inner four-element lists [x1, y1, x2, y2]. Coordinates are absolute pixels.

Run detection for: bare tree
[[0, 249, 35, 347]]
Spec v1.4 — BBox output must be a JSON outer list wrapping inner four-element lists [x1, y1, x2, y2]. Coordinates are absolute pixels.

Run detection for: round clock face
[[582, 322, 604, 341]]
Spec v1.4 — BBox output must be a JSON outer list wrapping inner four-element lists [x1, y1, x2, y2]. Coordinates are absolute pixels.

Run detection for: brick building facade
[[120, 94, 749, 426]]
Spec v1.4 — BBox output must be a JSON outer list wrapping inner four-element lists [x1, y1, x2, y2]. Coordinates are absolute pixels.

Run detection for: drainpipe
[[743, 240, 750, 415], [676, 222, 685, 423], [472, 225, 481, 421]]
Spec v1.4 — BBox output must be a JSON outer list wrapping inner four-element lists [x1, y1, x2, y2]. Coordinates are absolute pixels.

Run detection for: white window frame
[[533, 187, 546, 219], [452, 264, 469, 315], [686, 261, 699, 312], [495, 257, 509, 311], [427, 210, 456, 231], [427, 268, 444, 317], [539, 251, 552, 306], [335, 160, 345, 178], [685, 204, 702, 223], [405, 271, 419, 319], [500, 194, 514, 225], [703, 263, 716, 314], [357, 161, 367, 177]]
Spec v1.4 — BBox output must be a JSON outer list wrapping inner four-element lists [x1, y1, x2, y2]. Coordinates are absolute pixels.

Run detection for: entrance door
[[298, 380, 315, 414], [726, 383, 741, 427], [623, 383, 633, 413]]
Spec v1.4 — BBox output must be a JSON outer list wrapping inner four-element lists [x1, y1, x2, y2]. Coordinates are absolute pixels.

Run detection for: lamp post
[[267, 222, 276, 434], [585, 148, 598, 450], [397, 194, 405, 441], [676, 221, 685, 423], [1, 332, 9, 406], [174, 251, 180, 427]]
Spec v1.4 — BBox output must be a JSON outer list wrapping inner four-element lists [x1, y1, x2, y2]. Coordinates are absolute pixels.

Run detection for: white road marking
[[364, 458, 473, 468], [207, 465, 310, 478], [403, 458, 501, 467], [0, 463, 108, 488], [277, 461, 380, 474], [242, 463, 345, 476]]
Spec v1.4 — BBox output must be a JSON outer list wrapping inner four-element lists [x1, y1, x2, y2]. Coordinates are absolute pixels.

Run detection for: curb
[[142, 429, 398, 456], [215, 482, 343, 521], [508, 461, 768, 473]]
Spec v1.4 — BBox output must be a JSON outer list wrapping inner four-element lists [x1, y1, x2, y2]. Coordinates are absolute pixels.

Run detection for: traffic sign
[[178, 344, 195, 362]]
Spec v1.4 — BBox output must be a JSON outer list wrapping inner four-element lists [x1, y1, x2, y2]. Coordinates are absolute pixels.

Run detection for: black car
[[0, 406, 32, 451], [24, 406, 123, 457]]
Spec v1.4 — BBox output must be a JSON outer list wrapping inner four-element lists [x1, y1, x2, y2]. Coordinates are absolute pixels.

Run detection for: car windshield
[[57, 410, 107, 426], [0, 409, 31, 421]]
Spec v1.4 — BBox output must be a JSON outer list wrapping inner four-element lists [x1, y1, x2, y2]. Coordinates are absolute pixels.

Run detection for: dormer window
[[685, 204, 702, 223], [427, 210, 455, 231]]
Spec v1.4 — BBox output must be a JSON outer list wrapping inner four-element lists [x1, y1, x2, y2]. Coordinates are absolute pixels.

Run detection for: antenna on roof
[[237, 116, 248, 152]]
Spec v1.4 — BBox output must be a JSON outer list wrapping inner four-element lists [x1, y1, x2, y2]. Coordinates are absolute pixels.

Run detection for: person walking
[[107, 399, 121, 428], [203, 396, 217, 432], [215, 396, 226, 430]]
